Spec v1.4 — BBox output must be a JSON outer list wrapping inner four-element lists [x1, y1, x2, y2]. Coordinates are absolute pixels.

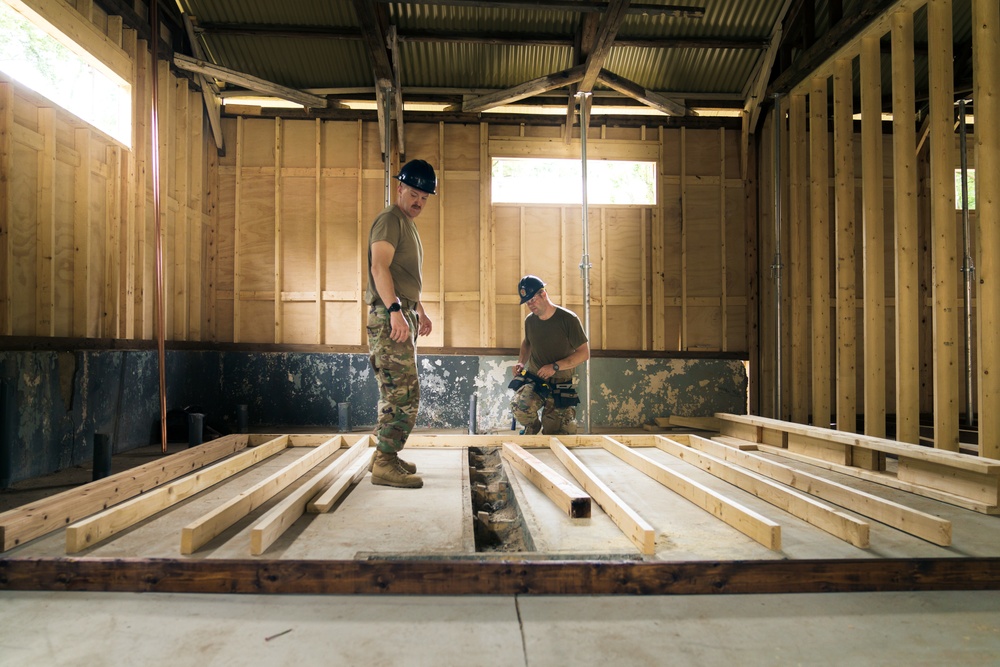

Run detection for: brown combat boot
[[371, 451, 423, 488], [368, 454, 417, 474], [523, 419, 542, 435]]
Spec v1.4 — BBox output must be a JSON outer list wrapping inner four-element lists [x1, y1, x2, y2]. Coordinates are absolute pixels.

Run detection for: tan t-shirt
[[365, 204, 423, 306], [525, 306, 588, 382]]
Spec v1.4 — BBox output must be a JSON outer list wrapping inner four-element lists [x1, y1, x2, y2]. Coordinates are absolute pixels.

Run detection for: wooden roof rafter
[[172, 54, 328, 109], [351, 0, 405, 158]]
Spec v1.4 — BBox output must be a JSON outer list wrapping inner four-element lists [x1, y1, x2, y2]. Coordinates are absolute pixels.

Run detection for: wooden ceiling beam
[[597, 69, 690, 116], [173, 54, 328, 108], [460, 64, 587, 113], [578, 0, 631, 92], [350, 0, 394, 83]]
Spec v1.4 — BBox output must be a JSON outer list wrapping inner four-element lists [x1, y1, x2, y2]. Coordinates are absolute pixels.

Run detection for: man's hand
[[389, 311, 410, 343], [512, 362, 525, 377], [416, 304, 432, 336], [536, 364, 556, 380]]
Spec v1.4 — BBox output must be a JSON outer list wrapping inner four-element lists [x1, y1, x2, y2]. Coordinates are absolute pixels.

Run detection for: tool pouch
[[552, 383, 579, 408]]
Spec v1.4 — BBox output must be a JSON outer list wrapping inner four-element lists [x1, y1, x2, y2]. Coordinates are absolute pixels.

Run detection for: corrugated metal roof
[[177, 0, 977, 118]]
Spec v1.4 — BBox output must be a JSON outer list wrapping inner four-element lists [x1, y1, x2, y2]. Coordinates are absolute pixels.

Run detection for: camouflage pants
[[367, 304, 420, 454], [511, 383, 578, 435]]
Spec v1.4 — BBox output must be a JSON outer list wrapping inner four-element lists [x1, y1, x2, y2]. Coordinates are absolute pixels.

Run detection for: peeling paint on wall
[[0, 349, 747, 485]]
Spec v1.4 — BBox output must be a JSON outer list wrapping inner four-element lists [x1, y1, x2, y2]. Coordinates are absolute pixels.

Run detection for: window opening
[[492, 157, 656, 205]]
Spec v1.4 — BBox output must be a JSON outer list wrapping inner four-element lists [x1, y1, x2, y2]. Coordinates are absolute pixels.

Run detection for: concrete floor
[[2, 430, 1000, 664], [1, 589, 999, 666]]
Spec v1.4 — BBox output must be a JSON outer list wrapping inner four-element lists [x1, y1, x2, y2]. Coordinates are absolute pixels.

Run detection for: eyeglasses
[[525, 291, 545, 305]]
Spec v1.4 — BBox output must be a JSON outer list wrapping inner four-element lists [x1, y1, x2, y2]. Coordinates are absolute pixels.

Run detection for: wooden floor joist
[[0, 434, 251, 552], [66, 435, 291, 554], [682, 434, 952, 546], [180, 435, 345, 554], [502, 441, 591, 518], [250, 437, 372, 555], [654, 436, 871, 548], [601, 436, 782, 550], [3, 556, 999, 595], [549, 438, 656, 554], [308, 447, 374, 513]]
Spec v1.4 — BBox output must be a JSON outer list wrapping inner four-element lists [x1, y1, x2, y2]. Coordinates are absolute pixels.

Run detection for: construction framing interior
[[1, 0, 1000, 607]]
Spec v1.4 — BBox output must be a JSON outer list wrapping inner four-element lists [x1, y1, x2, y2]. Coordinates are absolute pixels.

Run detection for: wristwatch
[[552, 362, 560, 371], [387, 301, 402, 313]]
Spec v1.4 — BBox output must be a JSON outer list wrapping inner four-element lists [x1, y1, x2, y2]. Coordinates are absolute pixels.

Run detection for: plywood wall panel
[[685, 185, 722, 298], [11, 139, 38, 335], [445, 301, 480, 348], [442, 181, 480, 289], [239, 173, 276, 293], [280, 176, 317, 293], [443, 123, 479, 170], [684, 129, 722, 177], [54, 156, 75, 337]]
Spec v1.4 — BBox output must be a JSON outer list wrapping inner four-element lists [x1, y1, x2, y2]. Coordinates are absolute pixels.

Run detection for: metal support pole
[[959, 99, 975, 427], [772, 95, 784, 419], [382, 84, 393, 207], [575, 91, 593, 434]]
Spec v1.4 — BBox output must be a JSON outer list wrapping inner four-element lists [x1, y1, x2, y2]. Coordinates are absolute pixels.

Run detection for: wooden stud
[[233, 117, 244, 343], [655, 435, 869, 548], [860, 36, 887, 450], [36, 108, 56, 336], [501, 441, 591, 518], [308, 436, 374, 512], [789, 93, 810, 424], [121, 28, 137, 339], [549, 438, 656, 554], [66, 436, 290, 553], [180, 436, 345, 555], [438, 122, 446, 345], [157, 59, 171, 337], [653, 127, 666, 350], [174, 80, 189, 340], [188, 87, 204, 340], [641, 208, 648, 350], [104, 145, 121, 338], [974, 0, 1000, 460], [204, 118, 219, 341], [602, 436, 781, 550], [0, 435, 250, 552], [274, 117, 283, 344], [357, 119, 365, 345], [73, 128, 92, 337], [250, 436, 371, 555], [928, 0, 959, 452], [720, 127, 728, 352], [680, 127, 688, 349], [682, 433, 951, 546], [315, 119, 323, 344], [809, 77, 832, 428], [891, 11, 920, 446], [833, 58, 857, 434], [600, 208, 607, 349], [480, 122, 496, 347], [0, 83, 10, 335], [135, 40, 150, 339]]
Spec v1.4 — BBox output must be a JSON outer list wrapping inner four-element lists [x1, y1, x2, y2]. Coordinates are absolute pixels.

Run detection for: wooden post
[[74, 128, 92, 338], [36, 108, 56, 337], [653, 126, 666, 350], [479, 122, 496, 347], [438, 122, 446, 345], [928, 0, 959, 452], [891, 11, 920, 446], [720, 127, 729, 352], [809, 77, 832, 428], [860, 36, 886, 451], [680, 127, 688, 349], [789, 93, 810, 425], [274, 117, 283, 344], [315, 119, 323, 344], [233, 117, 244, 343], [0, 83, 10, 335], [174, 80, 189, 340], [833, 58, 856, 434], [973, 0, 1000, 459]]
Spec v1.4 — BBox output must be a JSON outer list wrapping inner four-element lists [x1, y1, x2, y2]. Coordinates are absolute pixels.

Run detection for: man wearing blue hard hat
[[509, 275, 590, 434], [364, 159, 437, 488]]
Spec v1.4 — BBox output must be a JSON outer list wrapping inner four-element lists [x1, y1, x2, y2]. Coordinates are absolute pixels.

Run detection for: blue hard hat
[[518, 275, 545, 304]]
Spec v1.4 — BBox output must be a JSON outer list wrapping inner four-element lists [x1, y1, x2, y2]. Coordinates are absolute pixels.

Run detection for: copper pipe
[[150, 0, 167, 453]]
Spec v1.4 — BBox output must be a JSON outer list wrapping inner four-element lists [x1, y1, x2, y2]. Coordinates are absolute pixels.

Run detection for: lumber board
[[896, 458, 1000, 506], [2, 556, 1000, 596], [756, 444, 1000, 515], [682, 434, 952, 546], [548, 438, 656, 555], [654, 436, 870, 548], [0, 435, 250, 552], [180, 436, 344, 554], [501, 442, 591, 518], [715, 414, 1000, 474], [249, 436, 371, 555], [65, 436, 290, 553], [654, 417, 672, 428], [668, 415, 723, 431], [601, 436, 781, 551], [307, 447, 374, 513]]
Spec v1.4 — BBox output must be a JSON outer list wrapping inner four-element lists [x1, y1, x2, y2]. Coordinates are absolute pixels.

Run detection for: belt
[[371, 298, 418, 311]]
